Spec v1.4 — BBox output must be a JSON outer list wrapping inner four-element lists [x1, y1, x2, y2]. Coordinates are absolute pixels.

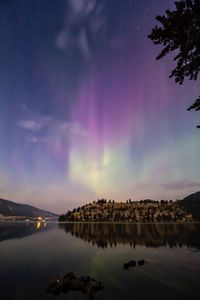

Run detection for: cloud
[[18, 120, 44, 131], [18, 113, 52, 131], [56, 0, 107, 61], [18, 113, 88, 144], [26, 135, 43, 143], [161, 180, 200, 190]]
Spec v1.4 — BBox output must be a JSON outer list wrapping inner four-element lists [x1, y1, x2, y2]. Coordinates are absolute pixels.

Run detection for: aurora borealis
[[0, 0, 200, 213]]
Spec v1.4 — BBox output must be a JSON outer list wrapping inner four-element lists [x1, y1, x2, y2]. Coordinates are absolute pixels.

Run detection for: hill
[[0, 198, 58, 220], [59, 194, 200, 222], [181, 191, 200, 221]]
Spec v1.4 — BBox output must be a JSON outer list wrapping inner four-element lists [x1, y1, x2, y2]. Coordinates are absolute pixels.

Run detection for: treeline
[[59, 198, 193, 223]]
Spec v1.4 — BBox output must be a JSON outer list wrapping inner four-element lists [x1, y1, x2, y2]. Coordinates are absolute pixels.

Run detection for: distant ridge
[[0, 198, 58, 219], [181, 191, 200, 221], [182, 191, 200, 203]]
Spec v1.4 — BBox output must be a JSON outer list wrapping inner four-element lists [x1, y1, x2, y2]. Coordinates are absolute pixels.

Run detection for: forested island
[[59, 192, 200, 223]]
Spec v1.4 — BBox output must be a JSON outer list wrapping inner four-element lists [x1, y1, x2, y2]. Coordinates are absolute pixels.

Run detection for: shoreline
[[1, 220, 200, 225], [58, 221, 200, 225]]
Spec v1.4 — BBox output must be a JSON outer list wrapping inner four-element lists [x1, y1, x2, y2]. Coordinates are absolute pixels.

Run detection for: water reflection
[[59, 222, 200, 250], [36, 221, 41, 230], [0, 221, 50, 242], [0, 222, 200, 300], [36, 220, 46, 230]]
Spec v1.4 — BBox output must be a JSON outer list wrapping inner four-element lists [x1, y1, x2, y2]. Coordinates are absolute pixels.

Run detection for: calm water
[[0, 222, 200, 300]]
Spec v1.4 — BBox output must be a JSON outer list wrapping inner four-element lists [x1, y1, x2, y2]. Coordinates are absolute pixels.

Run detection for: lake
[[0, 222, 200, 300]]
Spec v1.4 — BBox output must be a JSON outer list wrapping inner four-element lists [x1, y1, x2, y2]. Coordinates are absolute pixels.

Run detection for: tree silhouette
[[148, 0, 200, 128]]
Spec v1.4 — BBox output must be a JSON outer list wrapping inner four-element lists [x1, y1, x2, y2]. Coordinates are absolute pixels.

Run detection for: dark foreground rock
[[47, 272, 103, 299], [123, 259, 146, 270]]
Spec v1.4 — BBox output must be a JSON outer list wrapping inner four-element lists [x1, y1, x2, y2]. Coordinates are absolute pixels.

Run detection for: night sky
[[0, 0, 200, 213]]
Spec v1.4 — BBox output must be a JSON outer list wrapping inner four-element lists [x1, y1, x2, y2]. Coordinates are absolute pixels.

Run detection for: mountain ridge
[[0, 197, 58, 219]]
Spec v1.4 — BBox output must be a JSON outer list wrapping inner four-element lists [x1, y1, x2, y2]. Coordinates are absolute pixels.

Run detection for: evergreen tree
[[148, 0, 200, 127]]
